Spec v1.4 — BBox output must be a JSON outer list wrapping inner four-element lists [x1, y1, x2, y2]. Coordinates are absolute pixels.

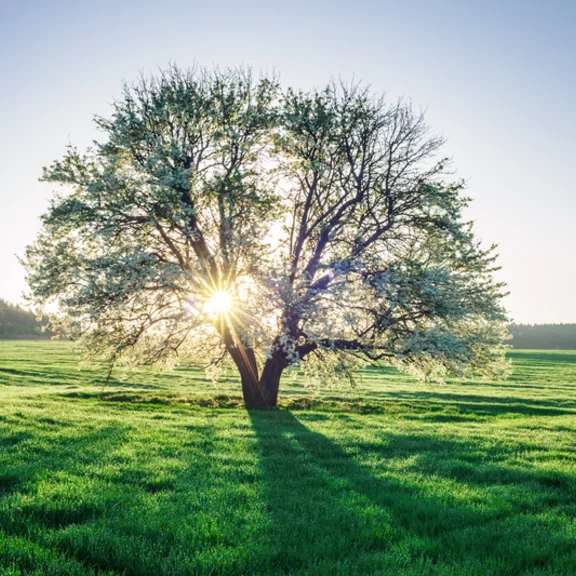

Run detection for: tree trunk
[[239, 365, 267, 408], [232, 351, 286, 408], [239, 359, 285, 408], [257, 354, 287, 407], [226, 344, 265, 407], [225, 333, 288, 407]]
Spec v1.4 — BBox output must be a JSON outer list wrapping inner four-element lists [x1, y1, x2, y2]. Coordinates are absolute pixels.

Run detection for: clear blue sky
[[1, 0, 574, 323]]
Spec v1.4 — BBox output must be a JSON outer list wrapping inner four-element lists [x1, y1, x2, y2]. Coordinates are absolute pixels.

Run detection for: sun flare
[[204, 290, 233, 316]]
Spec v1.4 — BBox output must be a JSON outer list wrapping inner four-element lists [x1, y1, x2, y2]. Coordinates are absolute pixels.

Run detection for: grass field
[[1, 340, 575, 575]]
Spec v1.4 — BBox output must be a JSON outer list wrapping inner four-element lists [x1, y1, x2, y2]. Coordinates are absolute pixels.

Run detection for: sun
[[204, 290, 233, 316]]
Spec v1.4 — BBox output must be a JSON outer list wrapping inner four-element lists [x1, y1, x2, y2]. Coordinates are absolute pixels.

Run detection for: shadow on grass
[[249, 409, 576, 574], [373, 390, 576, 417], [2, 404, 575, 575], [48, 387, 576, 420], [0, 413, 269, 575], [0, 366, 164, 391], [507, 351, 576, 365], [0, 424, 128, 503]]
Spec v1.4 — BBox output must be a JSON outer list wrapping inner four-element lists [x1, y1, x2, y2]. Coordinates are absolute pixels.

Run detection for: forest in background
[[507, 323, 576, 350], [1, 299, 575, 348], [0, 299, 48, 338]]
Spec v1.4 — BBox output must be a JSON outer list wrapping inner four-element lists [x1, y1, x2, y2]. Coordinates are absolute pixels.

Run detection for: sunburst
[[204, 289, 233, 316]]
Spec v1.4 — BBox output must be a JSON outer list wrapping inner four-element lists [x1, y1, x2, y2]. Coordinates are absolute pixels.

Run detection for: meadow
[[1, 340, 575, 575]]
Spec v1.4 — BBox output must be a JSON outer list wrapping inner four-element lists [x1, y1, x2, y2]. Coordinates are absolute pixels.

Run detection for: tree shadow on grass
[[249, 409, 576, 575], [2, 404, 575, 575]]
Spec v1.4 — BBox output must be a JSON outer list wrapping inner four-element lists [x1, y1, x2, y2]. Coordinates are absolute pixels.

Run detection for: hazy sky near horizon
[[1, 0, 574, 323]]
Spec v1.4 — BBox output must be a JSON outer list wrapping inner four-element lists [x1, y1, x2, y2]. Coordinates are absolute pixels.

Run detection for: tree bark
[[239, 365, 267, 408], [226, 343, 266, 407], [229, 346, 287, 407], [257, 354, 288, 407], [223, 323, 290, 407]]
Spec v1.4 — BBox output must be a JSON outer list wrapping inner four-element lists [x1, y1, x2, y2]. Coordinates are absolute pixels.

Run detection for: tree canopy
[[24, 65, 508, 406]]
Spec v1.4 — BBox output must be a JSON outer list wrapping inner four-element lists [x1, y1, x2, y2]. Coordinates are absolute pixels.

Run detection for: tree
[[24, 65, 508, 407], [0, 299, 47, 337]]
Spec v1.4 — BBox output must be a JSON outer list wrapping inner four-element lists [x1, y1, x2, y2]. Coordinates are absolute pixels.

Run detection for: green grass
[[1, 341, 575, 575]]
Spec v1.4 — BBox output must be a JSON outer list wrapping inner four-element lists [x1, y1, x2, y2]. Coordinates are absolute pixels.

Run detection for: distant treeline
[[0, 299, 49, 338], [508, 324, 576, 350], [1, 297, 575, 348]]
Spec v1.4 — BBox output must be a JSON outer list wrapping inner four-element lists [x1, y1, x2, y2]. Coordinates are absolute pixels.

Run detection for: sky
[[0, 0, 574, 324]]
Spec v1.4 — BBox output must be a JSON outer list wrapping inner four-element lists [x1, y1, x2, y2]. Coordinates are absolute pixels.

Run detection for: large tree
[[25, 66, 508, 407]]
